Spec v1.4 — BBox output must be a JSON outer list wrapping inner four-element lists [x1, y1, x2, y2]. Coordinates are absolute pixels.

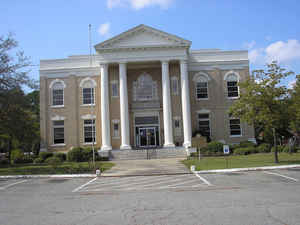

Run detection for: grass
[[0, 161, 115, 175], [182, 153, 300, 171]]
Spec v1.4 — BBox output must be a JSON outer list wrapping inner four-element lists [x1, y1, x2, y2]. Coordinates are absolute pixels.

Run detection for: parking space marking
[[72, 177, 98, 192], [193, 173, 212, 186], [0, 180, 27, 190], [263, 171, 298, 182]]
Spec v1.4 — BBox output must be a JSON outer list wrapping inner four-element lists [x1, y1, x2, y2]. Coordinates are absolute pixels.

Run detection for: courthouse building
[[39, 24, 255, 153]]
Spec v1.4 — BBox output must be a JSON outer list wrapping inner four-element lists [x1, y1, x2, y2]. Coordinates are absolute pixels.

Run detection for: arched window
[[50, 79, 66, 106], [193, 72, 210, 100], [133, 73, 158, 101], [224, 71, 239, 98], [80, 78, 97, 105]]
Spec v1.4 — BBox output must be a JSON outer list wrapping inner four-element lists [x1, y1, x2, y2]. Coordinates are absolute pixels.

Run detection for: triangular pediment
[[95, 24, 191, 50]]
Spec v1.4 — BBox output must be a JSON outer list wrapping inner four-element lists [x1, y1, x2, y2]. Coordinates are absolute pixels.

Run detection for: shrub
[[206, 141, 224, 153], [67, 147, 83, 162], [22, 155, 34, 163], [45, 156, 62, 169], [39, 152, 53, 161], [33, 157, 44, 164], [271, 145, 285, 153], [10, 149, 24, 164], [54, 152, 66, 161], [0, 158, 10, 165], [257, 143, 271, 153], [238, 141, 256, 148], [233, 147, 256, 155], [82, 147, 94, 161]]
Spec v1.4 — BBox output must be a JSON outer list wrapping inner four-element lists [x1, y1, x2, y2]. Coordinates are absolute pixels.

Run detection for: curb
[[193, 164, 300, 174], [0, 174, 96, 179]]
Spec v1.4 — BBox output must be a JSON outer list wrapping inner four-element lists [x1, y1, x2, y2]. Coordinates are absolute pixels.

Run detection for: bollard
[[190, 165, 195, 172]]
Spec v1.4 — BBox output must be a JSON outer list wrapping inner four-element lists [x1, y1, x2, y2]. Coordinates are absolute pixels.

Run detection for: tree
[[229, 62, 294, 163], [289, 75, 300, 135]]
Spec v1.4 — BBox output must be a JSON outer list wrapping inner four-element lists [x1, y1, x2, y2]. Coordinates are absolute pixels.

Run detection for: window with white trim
[[226, 73, 239, 98], [52, 82, 64, 106], [80, 78, 96, 105], [83, 88, 95, 105], [171, 77, 179, 95], [53, 120, 64, 144], [193, 74, 209, 100], [197, 113, 210, 137], [111, 81, 119, 97], [112, 121, 120, 138], [229, 118, 241, 136], [84, 119, 96, 143]]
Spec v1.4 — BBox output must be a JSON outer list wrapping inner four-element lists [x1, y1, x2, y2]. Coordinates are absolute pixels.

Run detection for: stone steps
[[106, 147, 189, 161]]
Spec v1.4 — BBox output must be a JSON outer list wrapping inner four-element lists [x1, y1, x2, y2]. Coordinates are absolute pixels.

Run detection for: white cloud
[[107, 0, 174, 10], [265, 40, 300, 63], [247, 39, 300, 65], [243, 40, 256, 50], [98, 22, 110, 36]]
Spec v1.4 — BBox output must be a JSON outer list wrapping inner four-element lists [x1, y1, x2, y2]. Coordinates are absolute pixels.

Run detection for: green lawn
[[182, 153, 300, 171], [0, 161, 115, 175]]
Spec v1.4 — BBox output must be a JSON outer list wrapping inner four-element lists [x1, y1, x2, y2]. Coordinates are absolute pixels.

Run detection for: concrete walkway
[[102, 158, 190, 176]]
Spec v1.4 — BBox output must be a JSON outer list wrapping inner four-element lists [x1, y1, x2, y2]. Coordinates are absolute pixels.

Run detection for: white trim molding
[[193, 72, 211, 82], [81, 114, 96, 120], [79, 77, 97, 88], [49, 79, 66, 89], [224, 70, 240, 82]]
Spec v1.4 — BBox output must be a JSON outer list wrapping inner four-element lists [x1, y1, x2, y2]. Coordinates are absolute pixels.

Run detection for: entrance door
[[139, 127, 156, 148]]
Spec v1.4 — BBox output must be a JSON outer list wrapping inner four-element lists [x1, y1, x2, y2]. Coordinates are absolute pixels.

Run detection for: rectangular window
[[174, 118, 181, 136], [84, 119, 96, 143], [53, 120, 64, 144], [111, 82, 119, 97], [171, 78, 178, 95], [83, 88, 94, 105], [227, 81, 239, 97], [196, 82, 208, 99], [198, 114, 210, 137], [53, 89, 64, 106], [113, 122, 119, 137], [230, 118, 241, 136]]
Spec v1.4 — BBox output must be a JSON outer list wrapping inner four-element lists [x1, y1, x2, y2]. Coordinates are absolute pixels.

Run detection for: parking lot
[[1, 169, 300, 225]]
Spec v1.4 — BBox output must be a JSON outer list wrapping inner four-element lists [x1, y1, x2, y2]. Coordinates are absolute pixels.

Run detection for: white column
[[119, 62, 131, 149], [100, 63, 112, 150], [161, 60, 175, 147], [180, 60, 192, 148]]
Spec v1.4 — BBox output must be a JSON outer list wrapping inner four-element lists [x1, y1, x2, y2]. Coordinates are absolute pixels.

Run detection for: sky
[[1, 0, 300, 89]]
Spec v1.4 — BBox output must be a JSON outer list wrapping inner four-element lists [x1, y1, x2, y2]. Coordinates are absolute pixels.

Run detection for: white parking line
[[263, 171, 298, 182], [0, 180, 27, 190], [72, 177, 98, 192], [193, 172, 212, 186], [161, 178, 203, 188]]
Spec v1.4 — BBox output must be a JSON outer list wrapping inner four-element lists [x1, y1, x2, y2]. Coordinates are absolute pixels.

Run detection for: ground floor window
[[112, 121, 120, 138], [53, 120, 64, 144], [174, 117, 182, 136], [229, 118, 241, 136], [84, 119, 96, 143], [197, 113, 210, 137]]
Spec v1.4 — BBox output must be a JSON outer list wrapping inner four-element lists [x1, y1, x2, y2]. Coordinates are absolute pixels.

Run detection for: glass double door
[[139, 127, 157, 148]]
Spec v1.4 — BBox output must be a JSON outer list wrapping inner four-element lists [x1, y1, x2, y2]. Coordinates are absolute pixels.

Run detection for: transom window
[[133, 73, 158, 101], [225, 73, 239, 98], [198, 113, 210, 137], [52, 82, 64, 106], [53, 120, 64, 144], [229, 118, 241, 136], [84, 119, 96, 143]]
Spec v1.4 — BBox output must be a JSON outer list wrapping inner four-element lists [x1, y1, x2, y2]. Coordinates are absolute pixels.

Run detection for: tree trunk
[[273, 128, 279, 163]]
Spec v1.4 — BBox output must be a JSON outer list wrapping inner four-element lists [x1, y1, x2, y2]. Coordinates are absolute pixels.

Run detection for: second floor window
[[51, 81, 65, 106], [193, 73, 210, 100], [225, 73, 239, 98], [83, 88, 94, 105], [111, 81, 119, 97]]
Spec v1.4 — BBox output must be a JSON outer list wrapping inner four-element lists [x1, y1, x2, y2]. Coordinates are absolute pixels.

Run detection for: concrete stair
[[107, 147, 189, 161]]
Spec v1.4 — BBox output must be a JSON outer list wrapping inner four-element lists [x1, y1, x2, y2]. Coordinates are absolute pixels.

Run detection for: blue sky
[[1, 0, 300, 88]]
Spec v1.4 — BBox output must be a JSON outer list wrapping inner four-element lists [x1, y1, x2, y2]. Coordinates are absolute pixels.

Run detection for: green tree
[[289, 75, 300, 134], [229, 62, 293, 163]]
